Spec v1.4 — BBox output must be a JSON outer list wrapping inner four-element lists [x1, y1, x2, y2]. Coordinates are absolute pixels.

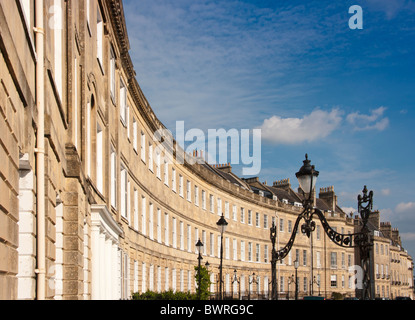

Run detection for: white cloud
[[395, 201, 415, 214], [381, 202, 415, 224], [381, 188, 391, 196], [259, 108, 343, 144], [259, 106, 390, 145], [346, 106, 389, 131]]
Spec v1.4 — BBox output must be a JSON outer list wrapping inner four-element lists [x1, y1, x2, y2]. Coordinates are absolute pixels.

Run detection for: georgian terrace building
[[0, 0, 412, 300]]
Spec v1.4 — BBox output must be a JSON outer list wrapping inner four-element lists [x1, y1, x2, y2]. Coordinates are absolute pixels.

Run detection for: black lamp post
[[287, 272, 296, 300], [357, 186, 374, 299], [205, 261, 210, 299], [196, 239, 204, 299], [270, 221, 278, 300], [248, 273, 258, 300], [232, 269, 241, 300], [272, 154, 374, 300], [312, 275, 320, 296], [294, 260, 299, 300], [216, 214, 228, 300], [296, 154, 318, 296]]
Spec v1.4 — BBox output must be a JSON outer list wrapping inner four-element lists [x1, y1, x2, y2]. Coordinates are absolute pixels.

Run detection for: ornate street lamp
[[232, 269, 241, 300], [196, 239, 204, 300], [217, 214, 228, 300], [248, 273, 258, 300], [271, 154, 375, 299], [296, 154, 319, 197], [294, 260, 299, 300], [270, 221, 278, 300], [296, 154, 319, 295], [312, 275, 320, 296], [357, 186, 374, 299]]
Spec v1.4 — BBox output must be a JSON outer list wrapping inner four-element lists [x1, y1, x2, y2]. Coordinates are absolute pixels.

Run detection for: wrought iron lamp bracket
[[274, 187, 374, 261]]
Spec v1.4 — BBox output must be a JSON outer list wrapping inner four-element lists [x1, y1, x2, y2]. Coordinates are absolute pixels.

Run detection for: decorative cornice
[[107, 0, 130, 54], [107, 0, 165, 134]]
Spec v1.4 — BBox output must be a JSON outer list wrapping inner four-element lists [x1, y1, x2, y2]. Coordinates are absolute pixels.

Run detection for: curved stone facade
[[0, 0, 412, 300]]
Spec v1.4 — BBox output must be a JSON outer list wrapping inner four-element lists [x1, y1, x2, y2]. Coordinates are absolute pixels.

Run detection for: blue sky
[[123, 0, 415, 259]]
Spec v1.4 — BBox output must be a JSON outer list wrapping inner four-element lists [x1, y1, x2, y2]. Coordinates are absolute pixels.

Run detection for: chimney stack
[[319, 186, 337, 212], [272, 179, 291, 190], [368, 210, 380, 230], [214, 163, 232, 173], [380, 222, 392, 239], [392, 228, 402, 246]]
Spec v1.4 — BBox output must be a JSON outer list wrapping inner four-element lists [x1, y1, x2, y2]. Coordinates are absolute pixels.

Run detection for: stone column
[[90, 225, 101, 299]]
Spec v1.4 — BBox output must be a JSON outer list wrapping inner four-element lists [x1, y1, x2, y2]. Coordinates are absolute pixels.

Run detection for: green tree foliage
[[331, 292, 345, 300], [132, 289, 196, 300], [194, 265, 211, 300]]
